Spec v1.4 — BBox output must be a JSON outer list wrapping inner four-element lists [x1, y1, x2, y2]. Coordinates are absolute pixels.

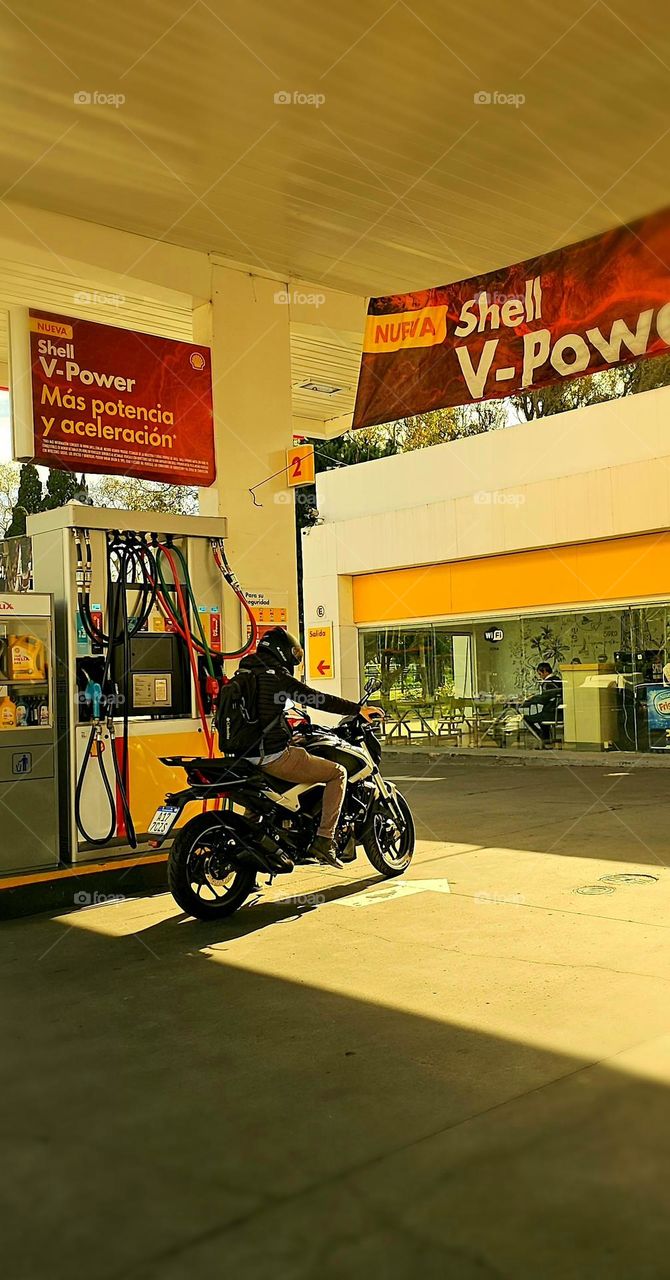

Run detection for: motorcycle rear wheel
[[168, 812, 257, 921], [363, 790, 415, 877]]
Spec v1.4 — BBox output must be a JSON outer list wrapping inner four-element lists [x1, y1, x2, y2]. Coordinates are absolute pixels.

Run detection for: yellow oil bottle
[[0, 688, 17, 728], [7, 635, 46, 681]]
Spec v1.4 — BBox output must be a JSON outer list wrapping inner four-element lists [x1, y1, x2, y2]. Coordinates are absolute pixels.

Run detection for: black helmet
[[257, 627, 303, 670]]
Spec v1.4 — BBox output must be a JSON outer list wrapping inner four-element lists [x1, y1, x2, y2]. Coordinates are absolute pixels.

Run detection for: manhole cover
[[573, 884, 615, 896], [600, 873, 659, 886]]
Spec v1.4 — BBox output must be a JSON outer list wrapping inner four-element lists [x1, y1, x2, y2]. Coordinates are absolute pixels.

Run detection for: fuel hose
[[75, 722, 116, 846], [154, 542, 214, 756], [210, 537, 258, 658], [74, 532, 152, 848], [73, 528, 256, 846]]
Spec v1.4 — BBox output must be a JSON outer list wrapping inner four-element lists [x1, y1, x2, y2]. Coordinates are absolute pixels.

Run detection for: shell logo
[[189, 352, 206, 371]]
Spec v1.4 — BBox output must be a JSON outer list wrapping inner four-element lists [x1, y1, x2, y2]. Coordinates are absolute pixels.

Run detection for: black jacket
[[523, 672, 562, 712], [238, 651, 360, 756]]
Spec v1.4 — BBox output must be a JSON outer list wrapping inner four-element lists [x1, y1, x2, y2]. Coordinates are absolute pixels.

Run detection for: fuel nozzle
[[205, 673, 220, 704], [84, 676, 103, 721], [102, 680, 122, 725]]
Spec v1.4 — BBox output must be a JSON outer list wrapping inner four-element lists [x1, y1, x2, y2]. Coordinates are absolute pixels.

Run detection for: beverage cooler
[[0, 593, 58, 873]]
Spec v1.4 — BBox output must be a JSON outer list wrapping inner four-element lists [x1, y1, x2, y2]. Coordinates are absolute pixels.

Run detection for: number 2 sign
[[286, 443, 315, 488]]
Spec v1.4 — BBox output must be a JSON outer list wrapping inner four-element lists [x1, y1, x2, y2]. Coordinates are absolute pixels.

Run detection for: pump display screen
[[111, 632, 188, 717], [132, 673, 172, 708]]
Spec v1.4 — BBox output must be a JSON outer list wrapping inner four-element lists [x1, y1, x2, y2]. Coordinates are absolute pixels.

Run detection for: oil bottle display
[[0, 593, 58, 874]]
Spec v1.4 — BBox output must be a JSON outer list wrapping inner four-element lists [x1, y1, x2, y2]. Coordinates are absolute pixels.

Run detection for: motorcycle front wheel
[[362, 789, 415, 877], [167, 812, 257, 921]]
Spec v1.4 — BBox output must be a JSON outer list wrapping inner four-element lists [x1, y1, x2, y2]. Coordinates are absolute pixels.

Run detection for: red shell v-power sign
[[10, 309, 216, 485], [353, 208, 670, 429]]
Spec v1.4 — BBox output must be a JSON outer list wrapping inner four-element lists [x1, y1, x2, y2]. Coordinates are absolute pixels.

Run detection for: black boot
[[308, 835, 343, 869]]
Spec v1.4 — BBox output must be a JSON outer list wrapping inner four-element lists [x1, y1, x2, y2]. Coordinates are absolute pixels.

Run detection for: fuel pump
[[73, 529, 160, 847], [28, 505, 261, 863]]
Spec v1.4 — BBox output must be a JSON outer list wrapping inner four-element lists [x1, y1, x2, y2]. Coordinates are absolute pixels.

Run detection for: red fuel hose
[[154, 544, 221, 813], [147, 538, 258, 661], [154, 542, 214, 758], [211, 539, 258, 658]]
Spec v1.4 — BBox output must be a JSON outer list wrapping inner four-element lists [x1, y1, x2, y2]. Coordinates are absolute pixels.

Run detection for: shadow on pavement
[[2, 889, 670, 1280], [170, 872, 383, 942], [389, 761, 670, 869]]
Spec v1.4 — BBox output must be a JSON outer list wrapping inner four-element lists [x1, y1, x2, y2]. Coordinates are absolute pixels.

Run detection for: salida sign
[[353, 208, 670, 428], [10, 309, 215, 485]]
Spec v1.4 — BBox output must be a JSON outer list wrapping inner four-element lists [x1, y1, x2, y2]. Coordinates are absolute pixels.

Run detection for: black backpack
[[215, 669, 263, 758]]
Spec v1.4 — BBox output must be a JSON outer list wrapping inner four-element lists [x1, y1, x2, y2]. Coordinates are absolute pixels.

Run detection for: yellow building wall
[[352, 532, 670, 624]]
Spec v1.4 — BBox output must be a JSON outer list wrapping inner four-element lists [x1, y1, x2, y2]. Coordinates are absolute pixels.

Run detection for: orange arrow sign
[[308, 623, 334, 680]]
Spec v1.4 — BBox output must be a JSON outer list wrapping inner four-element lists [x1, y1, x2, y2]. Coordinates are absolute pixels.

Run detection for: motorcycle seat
[[180, 757, 303, 795], [186, 757, 257, 782]]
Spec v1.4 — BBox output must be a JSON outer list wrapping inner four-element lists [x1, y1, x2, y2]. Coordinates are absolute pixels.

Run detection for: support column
[[302, 523, 360, 705], [195, 266, 298, 654]]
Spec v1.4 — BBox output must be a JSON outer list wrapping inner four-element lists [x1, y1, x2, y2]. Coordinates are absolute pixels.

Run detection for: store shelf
[[0, 724, 51, 731], [1, 678, 49, 685]]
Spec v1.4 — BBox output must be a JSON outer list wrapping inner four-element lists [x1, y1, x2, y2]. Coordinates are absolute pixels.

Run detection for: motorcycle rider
[[239, 627, 383, 868]]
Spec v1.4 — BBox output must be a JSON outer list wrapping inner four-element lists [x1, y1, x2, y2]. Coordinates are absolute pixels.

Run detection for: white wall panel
[[307, 461, 670, 593], [318, 385, 670, 525]]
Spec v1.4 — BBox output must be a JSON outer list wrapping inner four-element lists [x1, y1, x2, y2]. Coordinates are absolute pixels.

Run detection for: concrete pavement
[[3, 758, 670, 1278]]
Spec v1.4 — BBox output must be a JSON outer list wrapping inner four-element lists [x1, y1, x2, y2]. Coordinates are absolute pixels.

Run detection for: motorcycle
[[148, 679, 415, 921]]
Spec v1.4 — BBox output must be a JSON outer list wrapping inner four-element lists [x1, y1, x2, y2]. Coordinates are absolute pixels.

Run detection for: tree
[[511, 354, 670, 421], [0, 463, 20, 536], [86, 474, 198, 515], [43, 468, 85, 509], [6, 464, 43, 537], [619, 351, 670, 396], [391, 402, 507, 449]]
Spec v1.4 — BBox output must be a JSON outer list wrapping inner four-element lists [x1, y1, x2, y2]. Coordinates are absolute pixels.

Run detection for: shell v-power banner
[[10, 309, 215, 484], [353, 208, 670, 429]]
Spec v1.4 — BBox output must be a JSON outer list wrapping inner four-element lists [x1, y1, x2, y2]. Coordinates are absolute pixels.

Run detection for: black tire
[[167, 812, 257, 921], [362, 788, 415, 878]]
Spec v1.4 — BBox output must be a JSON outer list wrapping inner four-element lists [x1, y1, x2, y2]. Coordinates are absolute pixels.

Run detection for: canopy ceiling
[[2, 0, 669, 298]]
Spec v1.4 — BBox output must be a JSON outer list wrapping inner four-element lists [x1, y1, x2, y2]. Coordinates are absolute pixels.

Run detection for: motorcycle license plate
[[148, 806, 180, 836]]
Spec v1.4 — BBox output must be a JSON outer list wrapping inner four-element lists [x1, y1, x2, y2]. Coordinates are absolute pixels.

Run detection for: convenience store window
[[360, 602, 670, 752]]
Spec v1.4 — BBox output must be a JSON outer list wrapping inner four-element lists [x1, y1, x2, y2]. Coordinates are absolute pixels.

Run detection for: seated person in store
[[522, 662, 563, 746]]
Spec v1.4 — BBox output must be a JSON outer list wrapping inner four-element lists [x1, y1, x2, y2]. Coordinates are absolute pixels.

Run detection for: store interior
[[361, 602, 670, 752]]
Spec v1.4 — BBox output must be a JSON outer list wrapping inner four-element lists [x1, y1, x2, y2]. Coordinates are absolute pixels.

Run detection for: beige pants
[[262, 745, 347, 839]]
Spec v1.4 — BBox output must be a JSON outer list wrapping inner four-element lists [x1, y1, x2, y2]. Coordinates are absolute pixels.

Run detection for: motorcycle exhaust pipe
[[237, 838, 293, 876]]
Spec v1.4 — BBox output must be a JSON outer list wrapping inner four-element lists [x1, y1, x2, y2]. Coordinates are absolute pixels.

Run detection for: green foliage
[[15, 463, 43, 514], [0, 463, 20, 536], [6, 464, 43, 536], [619, 352, 670, 395], [43, 469, 84, 510], [511, 354, 670, 420], [86, 474, 198, 515], [5, 465, 87, 535], [1, 464, 198, 537]]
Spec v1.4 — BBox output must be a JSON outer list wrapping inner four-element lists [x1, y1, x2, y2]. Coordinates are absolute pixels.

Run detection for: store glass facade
[[360, 602, 670, 752]]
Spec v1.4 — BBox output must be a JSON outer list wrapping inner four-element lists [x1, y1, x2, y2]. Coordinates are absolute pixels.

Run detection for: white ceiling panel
[[0, 0, 667, 298]]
